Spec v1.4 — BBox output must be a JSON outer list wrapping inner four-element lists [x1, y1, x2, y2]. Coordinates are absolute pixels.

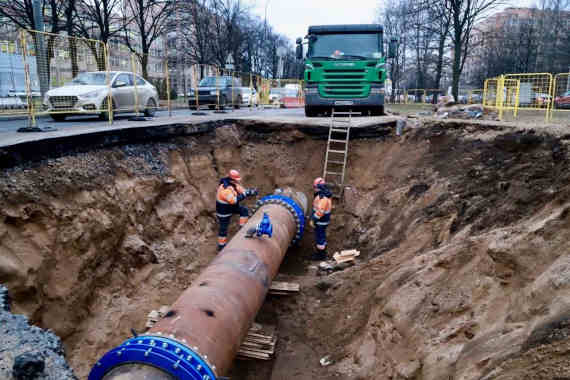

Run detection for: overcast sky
[[247, 0, 536, 44], [248, 0, 381, 43]]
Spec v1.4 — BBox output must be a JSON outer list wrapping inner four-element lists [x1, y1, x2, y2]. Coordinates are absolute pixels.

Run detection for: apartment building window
[[110, 55, 119, 67]]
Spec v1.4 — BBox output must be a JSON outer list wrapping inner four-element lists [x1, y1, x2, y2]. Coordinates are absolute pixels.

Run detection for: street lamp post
[[264, 0, 271, 40]]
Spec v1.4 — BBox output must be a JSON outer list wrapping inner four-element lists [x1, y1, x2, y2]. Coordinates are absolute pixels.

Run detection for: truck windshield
[[308, 33, 382, 60]]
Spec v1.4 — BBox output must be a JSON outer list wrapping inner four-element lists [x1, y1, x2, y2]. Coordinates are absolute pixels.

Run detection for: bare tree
[[0, 0, 74, 94], [0, 0, 66, 33], [210, 0, 248, 70], [378, 0, 411, 101], [424, 1, 451, 89], [75, 0, 124, 70], [123, 0, 174, 78], [182, 0, 214, 68], [442, 0, 501, 100]]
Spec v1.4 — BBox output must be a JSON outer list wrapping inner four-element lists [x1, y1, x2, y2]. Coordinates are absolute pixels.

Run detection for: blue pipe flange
[[88, 335, 217, 380], [254, 194, 305, 245]]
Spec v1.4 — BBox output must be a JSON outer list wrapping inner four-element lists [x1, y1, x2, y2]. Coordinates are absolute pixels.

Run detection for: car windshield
[[68, 72, 112, 86], [308, 33, 383, 60], [270, 88, 285, 95], [199, 77, 229, 87]]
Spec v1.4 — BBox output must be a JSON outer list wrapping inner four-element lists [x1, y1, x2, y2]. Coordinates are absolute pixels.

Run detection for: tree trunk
[[435, 27, 447, 89], [68, 37, 79, 77], [142, 53, 149, 79], [452, 38, 462, 101], [65, 2, 78, 77]]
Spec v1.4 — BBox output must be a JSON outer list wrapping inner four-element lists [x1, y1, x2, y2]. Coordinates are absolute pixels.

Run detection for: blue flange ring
[[88, 335, 216, 380], [253, 194, 305, 245]]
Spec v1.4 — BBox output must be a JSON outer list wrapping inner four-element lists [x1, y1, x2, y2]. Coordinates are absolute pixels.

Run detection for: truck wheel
[[370, 106, 384, 116], [305, 106, 318, 117]]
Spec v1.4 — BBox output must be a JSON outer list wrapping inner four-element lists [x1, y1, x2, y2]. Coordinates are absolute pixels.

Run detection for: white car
[[238, 87, 259, 107], [269, 88, 285, 105], [43, 71, 159, 121]]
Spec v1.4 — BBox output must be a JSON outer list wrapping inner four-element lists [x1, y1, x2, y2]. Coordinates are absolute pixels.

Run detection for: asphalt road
[[0, 107, 300, 134]]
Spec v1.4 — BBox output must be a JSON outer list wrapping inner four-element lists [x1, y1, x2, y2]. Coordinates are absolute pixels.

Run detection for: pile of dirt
[[0, 121, 569, 380]]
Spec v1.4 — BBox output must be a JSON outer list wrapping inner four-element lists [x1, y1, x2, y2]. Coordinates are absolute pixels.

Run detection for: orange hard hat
[[229, 169, 241, 181], [313, 177, 325, 188]]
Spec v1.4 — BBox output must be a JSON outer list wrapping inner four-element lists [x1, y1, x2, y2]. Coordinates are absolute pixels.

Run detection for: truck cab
[[297, 24, 394, 117]]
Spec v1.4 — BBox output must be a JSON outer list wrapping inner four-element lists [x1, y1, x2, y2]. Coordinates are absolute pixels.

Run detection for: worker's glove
[[245, 188, 259, 197]]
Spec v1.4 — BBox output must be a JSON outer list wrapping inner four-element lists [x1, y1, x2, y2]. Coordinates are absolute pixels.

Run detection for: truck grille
[[49, 96, 78, 110], [321, 69, 367, 97]]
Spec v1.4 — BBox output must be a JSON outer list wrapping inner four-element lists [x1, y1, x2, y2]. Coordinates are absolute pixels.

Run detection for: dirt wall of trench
[[0, 122, 569, 380]]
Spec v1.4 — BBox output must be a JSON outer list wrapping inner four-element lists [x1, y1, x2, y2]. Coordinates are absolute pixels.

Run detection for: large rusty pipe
[[89, 188, 308, 380]]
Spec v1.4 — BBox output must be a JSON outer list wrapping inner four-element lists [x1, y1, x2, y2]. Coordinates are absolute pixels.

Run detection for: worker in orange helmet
[[310, 177, 332, 260], [216, 169, 258, 251]]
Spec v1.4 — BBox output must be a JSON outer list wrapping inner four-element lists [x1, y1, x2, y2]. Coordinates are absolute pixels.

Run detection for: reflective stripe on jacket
[[216, 180, 246, 215], [313, 195, 332, 225]]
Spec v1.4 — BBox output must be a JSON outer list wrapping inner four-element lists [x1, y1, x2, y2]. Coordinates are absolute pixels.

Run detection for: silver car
[[43, 71, 159, 121], [238, 87, 258, 106]]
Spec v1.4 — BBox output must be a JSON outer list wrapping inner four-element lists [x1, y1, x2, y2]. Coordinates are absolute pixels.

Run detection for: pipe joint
[[88, 335, 217, 380], [253, 192, 306, 245]]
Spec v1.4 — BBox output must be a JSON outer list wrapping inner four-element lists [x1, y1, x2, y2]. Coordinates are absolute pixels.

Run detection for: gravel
[[0, 285, 77, 380]]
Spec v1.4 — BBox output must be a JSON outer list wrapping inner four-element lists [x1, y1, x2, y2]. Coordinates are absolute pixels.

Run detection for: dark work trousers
[[217, 205, 249, 251], [314, 224, 328, 250]]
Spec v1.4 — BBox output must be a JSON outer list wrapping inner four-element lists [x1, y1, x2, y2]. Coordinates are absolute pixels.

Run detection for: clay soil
[[1, 120, 570, 380]]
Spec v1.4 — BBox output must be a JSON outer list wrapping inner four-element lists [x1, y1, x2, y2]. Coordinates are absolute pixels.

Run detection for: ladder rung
[[328, 149, 346, 154], [329, 139, 347, 143], [325, 171, 343, 175], [327, 160, 345, 164]]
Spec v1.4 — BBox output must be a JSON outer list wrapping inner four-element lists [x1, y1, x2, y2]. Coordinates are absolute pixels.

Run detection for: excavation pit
[[1, 119, 570, 380]]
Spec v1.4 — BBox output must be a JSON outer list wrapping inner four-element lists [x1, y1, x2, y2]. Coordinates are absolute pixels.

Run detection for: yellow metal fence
[[483, 72, 569, 122], [1, 29, 305, 124], [550, 73, 570, 120]]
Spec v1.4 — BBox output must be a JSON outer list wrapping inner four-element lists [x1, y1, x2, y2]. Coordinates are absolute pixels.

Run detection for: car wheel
[[99, 98, 116, 121], [50, 113, 67, 122], [144, 98, 157, 117]]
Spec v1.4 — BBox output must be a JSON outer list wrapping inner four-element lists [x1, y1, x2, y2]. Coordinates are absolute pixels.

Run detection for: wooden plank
[[270, 281, 300, 291], [237, 323, 278, 360], [333, 249, 360, 264], [269, 281, 300, 295]]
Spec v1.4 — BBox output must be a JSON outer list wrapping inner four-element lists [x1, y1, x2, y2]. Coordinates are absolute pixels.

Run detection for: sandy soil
[[0, 121, 569, 379]]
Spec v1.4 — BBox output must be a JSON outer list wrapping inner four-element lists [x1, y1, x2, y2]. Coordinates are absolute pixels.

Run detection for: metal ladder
[[322, 110, 358, 198]]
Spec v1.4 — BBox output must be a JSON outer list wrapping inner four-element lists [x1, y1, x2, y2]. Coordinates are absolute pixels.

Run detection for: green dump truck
[[296, 24, 396, 117]]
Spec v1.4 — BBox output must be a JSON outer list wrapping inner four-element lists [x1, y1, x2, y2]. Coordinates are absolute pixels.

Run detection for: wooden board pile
[[237, 323, 277, 360], [268, 281, 300, 295], [332, 249, 360, 264]]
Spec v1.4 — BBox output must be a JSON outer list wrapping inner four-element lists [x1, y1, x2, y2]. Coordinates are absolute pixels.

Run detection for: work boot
[[310, 248, 327, 261]]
